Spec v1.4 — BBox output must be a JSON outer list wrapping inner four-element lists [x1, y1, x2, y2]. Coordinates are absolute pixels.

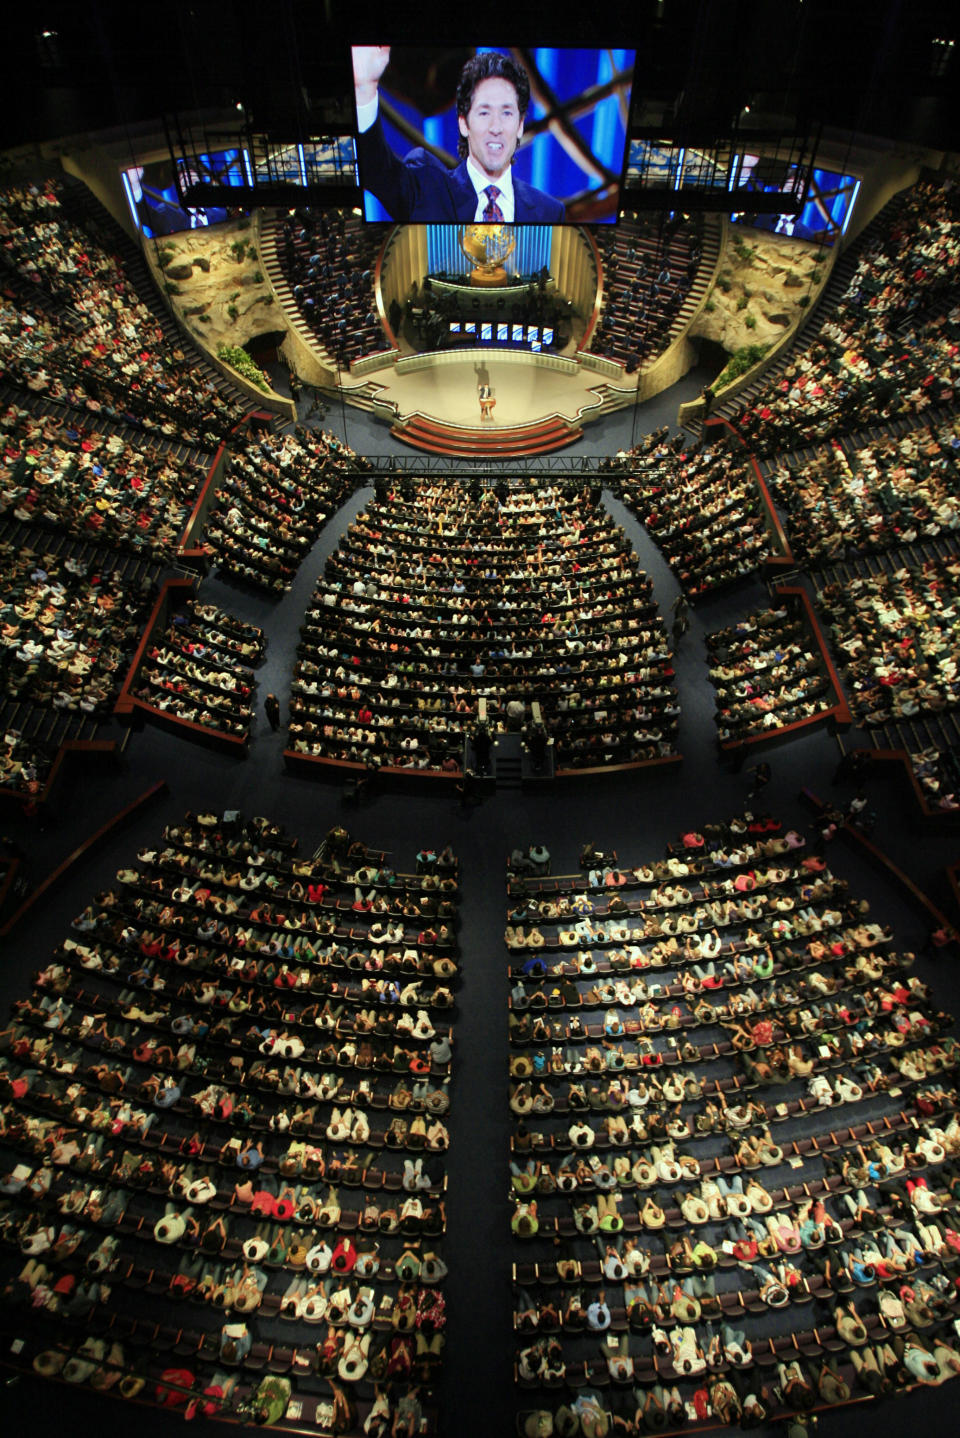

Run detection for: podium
[[479, 392, 496, 422]]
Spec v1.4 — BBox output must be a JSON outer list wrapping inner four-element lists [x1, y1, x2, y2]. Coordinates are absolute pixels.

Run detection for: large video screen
[[121, 150, 247, 238], [352, 45, 636, 224], [732, 164, 860, 245]]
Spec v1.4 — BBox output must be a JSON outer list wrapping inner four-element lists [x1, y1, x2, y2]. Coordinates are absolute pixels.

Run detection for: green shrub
[[811, 269, 822, 284], [713, 341, 770, 391], [737, 295, 749, 311], [215, 343, 271, 392], [744, 313, 757, 329], [797, 294, 810, 308], [253, 270, 264, 284], [230, 239, 247, 263], [227, 303, 239, 321], [704, 300, 716, 313], [716, 275, 732, 292], [164, 283, 180, 296]]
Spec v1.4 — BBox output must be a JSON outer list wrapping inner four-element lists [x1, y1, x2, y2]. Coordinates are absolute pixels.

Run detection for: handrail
[[799, 785, 959, 946], [704, 415, 796, 566], [283, 750, 460, 787], [122, 697, 249, 754], [0, 739, 118, 816], [555, 753, 682, 778], [114, 577, 197, 721], [0, 780, 168, 938], [579, 224, 604, 353], [283, 748, 681, 784], [178, 440, 226, 554]]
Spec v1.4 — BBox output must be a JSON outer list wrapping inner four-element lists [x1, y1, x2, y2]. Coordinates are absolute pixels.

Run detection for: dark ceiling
[[3, 0, 958, 152]]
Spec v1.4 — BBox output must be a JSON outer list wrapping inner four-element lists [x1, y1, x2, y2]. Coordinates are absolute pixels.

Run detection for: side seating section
[[275, 209, 385, 369], [732, 180, 960, 457], [610, 437, 776, 598], [203, 427, 366, 594], [0, 179, 249, 448], [131, 599, 265, 740], [706, 598, 837, 743]]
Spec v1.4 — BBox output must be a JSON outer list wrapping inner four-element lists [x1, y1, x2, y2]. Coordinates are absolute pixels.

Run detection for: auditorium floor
[[2, 387, 958, 1438], [297, 358, 712, 461], [353, 350, 639, 428]]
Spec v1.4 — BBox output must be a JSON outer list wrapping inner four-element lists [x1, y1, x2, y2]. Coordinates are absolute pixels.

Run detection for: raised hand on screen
[[352, 47, 391, 107]]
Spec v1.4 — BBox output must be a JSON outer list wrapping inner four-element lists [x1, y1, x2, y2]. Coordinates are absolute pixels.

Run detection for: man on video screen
[[353, 46, 565, 224]]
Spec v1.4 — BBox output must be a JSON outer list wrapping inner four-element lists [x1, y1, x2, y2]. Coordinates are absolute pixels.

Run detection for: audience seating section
[[0, 812, 459, 1436], [505, 815, 960, 1435], [707, 599, 839, 743], [612, 434, 779, 598], [591, 220, 706, 372], [768, 417, 960, 565], [816, 554, 960, 731], [273, 210, 386, 369], [131, 599, 265, 741], [0, 180, 249, 449], [0, 538, 156, 719], [288, 481, 680, 774], [732, 180, 960, 457], [204, 428, 364, 593], [0, 398, 208, 559]]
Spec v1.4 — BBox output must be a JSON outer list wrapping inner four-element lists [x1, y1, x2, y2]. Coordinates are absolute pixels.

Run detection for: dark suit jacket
[[357, 114, 565, 224]]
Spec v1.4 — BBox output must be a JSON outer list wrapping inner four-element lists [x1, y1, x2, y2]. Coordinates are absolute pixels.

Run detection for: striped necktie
[[482, 185, 505, 223]]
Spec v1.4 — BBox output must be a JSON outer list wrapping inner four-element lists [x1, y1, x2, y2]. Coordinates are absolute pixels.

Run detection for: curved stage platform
[[356, 348, 638, 457]]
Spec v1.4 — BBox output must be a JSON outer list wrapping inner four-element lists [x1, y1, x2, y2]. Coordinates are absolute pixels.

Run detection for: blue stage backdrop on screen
[[732, 165, 860, 245], [122, 151, 246, 237], [352, 45, 635, 224]]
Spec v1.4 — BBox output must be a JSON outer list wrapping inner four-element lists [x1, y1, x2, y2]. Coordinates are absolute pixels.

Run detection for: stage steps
[[494, 735, 524, 790], [391, 411, 579, 458]]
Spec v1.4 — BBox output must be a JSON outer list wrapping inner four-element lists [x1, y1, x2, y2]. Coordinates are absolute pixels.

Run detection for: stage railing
[[394, 347, 581, 377]]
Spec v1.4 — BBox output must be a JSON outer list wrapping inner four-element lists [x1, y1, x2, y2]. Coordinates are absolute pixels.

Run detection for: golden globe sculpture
[[459, 223, 516, 287]]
